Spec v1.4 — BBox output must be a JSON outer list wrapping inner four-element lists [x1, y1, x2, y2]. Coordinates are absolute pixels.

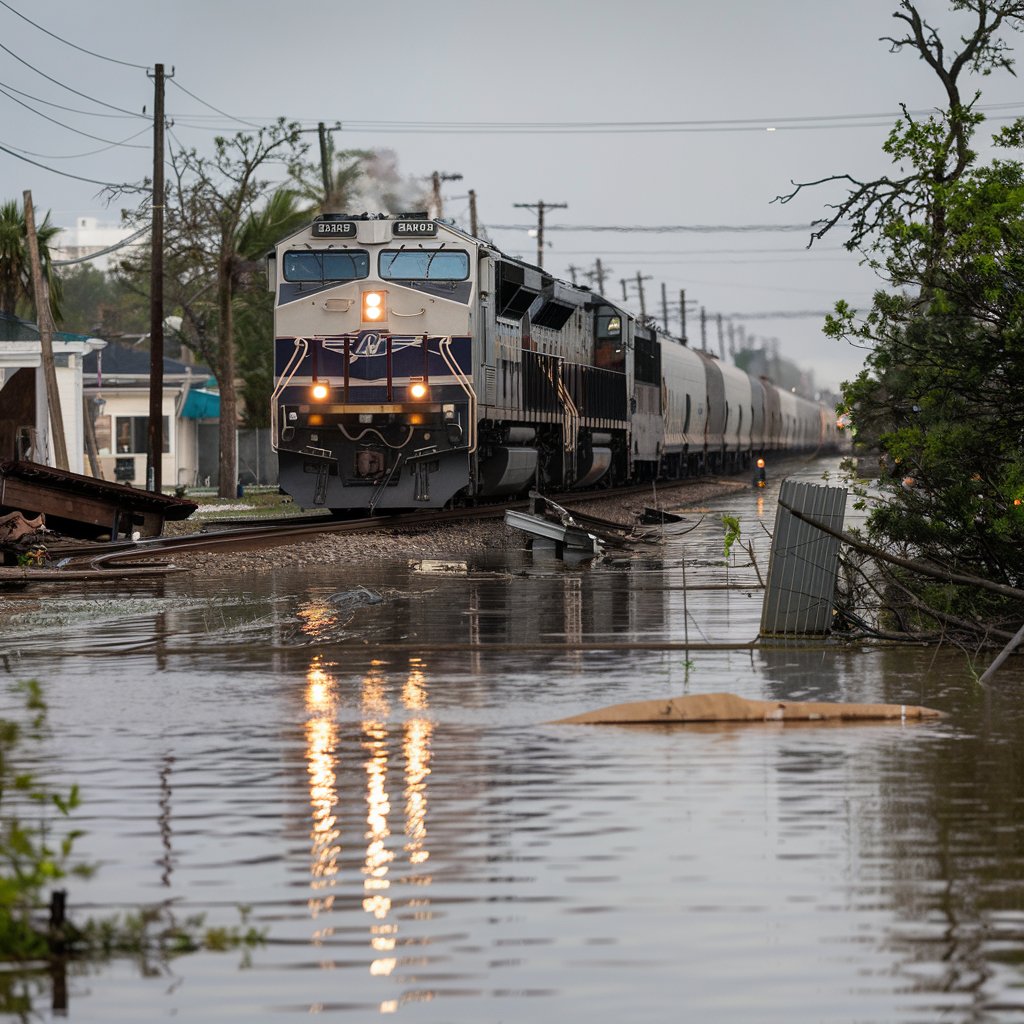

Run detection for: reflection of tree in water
[[866, 681, 1024, 1017]]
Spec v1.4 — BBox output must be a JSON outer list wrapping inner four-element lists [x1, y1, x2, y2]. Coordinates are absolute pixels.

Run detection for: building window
[[115, 416, 170, 454]]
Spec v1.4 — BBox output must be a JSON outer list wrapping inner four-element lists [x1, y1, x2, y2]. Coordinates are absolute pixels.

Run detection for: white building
[[0, 313, 104, 474], [52, 217, 146, 273]]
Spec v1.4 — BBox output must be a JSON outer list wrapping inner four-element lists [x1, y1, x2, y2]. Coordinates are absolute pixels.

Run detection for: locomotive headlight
[[311, 380, 330, 401], [409, 381, 429, 401], [361, 289, 387, 323]]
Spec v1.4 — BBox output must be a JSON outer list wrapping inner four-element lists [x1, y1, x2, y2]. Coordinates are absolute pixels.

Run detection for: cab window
[[283, 250, 370, 282], [379, 249, 469, 281]]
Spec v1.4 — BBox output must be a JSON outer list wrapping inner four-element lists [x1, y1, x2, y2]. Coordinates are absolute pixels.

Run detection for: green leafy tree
[[127, 121, 309, 497], [0, 198, 62, 322], [233, 187, 310, 428], [777, 0, 1024, 634], [55, 263, 148, 337]]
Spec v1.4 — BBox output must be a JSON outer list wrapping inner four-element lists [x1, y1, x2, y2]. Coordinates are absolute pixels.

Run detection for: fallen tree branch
[[778, 499, 1024, 603]]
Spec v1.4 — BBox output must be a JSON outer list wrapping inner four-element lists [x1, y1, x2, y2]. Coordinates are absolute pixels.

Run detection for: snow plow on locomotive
[[270, 213, 835, 513]]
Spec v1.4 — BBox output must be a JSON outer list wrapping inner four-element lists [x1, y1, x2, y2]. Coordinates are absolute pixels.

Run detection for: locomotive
[[270, 213, 836, 512]]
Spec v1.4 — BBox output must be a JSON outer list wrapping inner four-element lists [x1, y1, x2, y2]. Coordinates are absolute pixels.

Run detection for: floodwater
[[3, 458, 1024, 1023]]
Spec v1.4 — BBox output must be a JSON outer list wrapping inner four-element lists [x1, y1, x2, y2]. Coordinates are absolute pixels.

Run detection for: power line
[[125, 100, 1024, 135], [168, 78, 264, 131], [0, 77, 140, 118], [52, 224, 150, 266], [0, 0, 148, 70], [491, 223, 814, 233], [0, 83, 150, 147], [0, 123, 150, 160], [0, 39, 149, 118], [0, 138, 144, 189]]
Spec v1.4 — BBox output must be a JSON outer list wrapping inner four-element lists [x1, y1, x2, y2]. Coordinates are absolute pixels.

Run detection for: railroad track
[[51, 476, 735, 572]]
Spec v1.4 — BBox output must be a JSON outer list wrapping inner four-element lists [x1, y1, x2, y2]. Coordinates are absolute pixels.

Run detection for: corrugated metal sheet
[[760, 479, 847, 636]]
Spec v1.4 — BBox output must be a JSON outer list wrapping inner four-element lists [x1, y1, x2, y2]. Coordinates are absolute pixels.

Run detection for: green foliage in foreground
[[792, 2, 1024, 634], [0, 682, 266, 970], [0, 680, 90, 961]]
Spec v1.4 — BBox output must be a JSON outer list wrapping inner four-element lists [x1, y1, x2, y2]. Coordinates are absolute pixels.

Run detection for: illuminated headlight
[[311, 381, 330, 401], [361, 289, 387, 323], [409, 381, 429, 400]]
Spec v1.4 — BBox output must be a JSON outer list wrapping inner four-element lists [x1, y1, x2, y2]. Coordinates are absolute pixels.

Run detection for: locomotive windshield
[[379, 249, 469, 281], [283, 250, 370, 282]]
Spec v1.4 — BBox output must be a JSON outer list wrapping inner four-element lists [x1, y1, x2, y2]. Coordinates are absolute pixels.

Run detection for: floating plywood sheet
[[552, 691, 942, 725]]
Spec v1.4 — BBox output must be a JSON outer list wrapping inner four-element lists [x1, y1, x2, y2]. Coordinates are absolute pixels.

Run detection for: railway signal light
[[361, 289, 387, 324]]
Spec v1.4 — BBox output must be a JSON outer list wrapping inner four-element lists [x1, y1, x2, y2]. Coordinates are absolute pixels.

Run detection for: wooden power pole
[[513, 199, 567, 269], [431, 171, 462, 220], [469, 189, 478, 237], [147, 62, 170, 493], [23, 190, 68, 470]]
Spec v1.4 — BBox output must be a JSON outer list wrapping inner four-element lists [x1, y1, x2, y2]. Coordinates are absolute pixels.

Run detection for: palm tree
[[0, 198, 62, 321]]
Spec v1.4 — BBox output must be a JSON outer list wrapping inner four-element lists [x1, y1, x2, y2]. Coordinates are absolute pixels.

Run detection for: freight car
[[269, 213, 835, 512]]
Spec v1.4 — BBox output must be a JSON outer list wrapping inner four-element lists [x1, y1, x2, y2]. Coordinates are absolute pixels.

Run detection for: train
[[269, 213, 838, 512]]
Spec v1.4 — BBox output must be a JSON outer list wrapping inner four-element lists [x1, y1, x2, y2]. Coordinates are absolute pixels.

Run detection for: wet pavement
[[3, 458, 1024, 1022]]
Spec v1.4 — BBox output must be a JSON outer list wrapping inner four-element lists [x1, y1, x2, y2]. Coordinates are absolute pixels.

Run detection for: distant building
[[52, 217, 146, 273], [81, 342, 219, 490]]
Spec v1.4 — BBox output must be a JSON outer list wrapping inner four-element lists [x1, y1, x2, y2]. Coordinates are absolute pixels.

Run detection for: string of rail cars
[[270, 213, 839, 514]]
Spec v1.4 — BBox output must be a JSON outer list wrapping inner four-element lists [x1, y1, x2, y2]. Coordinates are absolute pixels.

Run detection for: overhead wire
[[0, 83, 149, 148], [0, 39, 148, 119], [0, 138, 144, 189], [0, 0, 148, 70], [168, 79, 264, 131], [0, 123, 151, 160]]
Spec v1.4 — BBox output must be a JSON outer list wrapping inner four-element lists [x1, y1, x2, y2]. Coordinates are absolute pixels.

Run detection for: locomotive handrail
[[438, 335, 478, 455], [270, 337, 309, 453], [391, 307, 426, 317]]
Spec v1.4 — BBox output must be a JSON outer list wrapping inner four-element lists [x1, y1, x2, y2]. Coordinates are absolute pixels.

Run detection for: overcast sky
[[2, 0, 1022, 391]]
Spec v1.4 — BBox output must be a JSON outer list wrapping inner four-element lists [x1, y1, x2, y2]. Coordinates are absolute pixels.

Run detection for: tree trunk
[[217, 260, 237, 499]]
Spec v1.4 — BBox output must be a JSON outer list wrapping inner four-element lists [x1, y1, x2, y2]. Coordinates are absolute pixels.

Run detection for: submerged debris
[[552, 691, 943, 725]]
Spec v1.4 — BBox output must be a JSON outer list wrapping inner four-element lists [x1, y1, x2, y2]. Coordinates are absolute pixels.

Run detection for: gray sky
[[2, 0, 1022, 390]]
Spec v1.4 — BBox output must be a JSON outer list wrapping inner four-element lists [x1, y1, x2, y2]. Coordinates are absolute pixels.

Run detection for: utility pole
[[620, 278, 629, 302], [318, 122, 331, 200], [469, 189, 478, 237], [634, 271, 653, 318], [700, 306, 708, 351], [717, 313, 725, 360], [23, 190, 68, 470], [661, 282, 669, 332], [594, 258, 606, 294], [680, 289, 688, 344], [431, 171, 462, 220], [728, 320, 736, 356], [147, 62, 170, 492], [513, 199, 566, 269], [566, 264, 581, 286]]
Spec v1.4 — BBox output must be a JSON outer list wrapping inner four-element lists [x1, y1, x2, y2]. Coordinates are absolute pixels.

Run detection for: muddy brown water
[[3, 458, 1024, 1022]]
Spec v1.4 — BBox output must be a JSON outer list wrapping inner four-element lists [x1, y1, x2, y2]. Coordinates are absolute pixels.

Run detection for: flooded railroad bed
[[2, 459, 1024, 1023]]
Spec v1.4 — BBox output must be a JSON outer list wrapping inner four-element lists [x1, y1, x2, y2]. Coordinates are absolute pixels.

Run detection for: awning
[[180, 388, 220, 419]]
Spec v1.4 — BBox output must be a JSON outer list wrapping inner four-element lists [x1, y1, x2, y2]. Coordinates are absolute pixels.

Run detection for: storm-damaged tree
[[0, 198, 62, 322], [776, 0, 1024, 640], [126, 121, 309, 497]]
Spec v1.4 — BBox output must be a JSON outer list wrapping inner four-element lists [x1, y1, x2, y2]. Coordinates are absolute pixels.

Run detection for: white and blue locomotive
[[270, 213, 836, 512]]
